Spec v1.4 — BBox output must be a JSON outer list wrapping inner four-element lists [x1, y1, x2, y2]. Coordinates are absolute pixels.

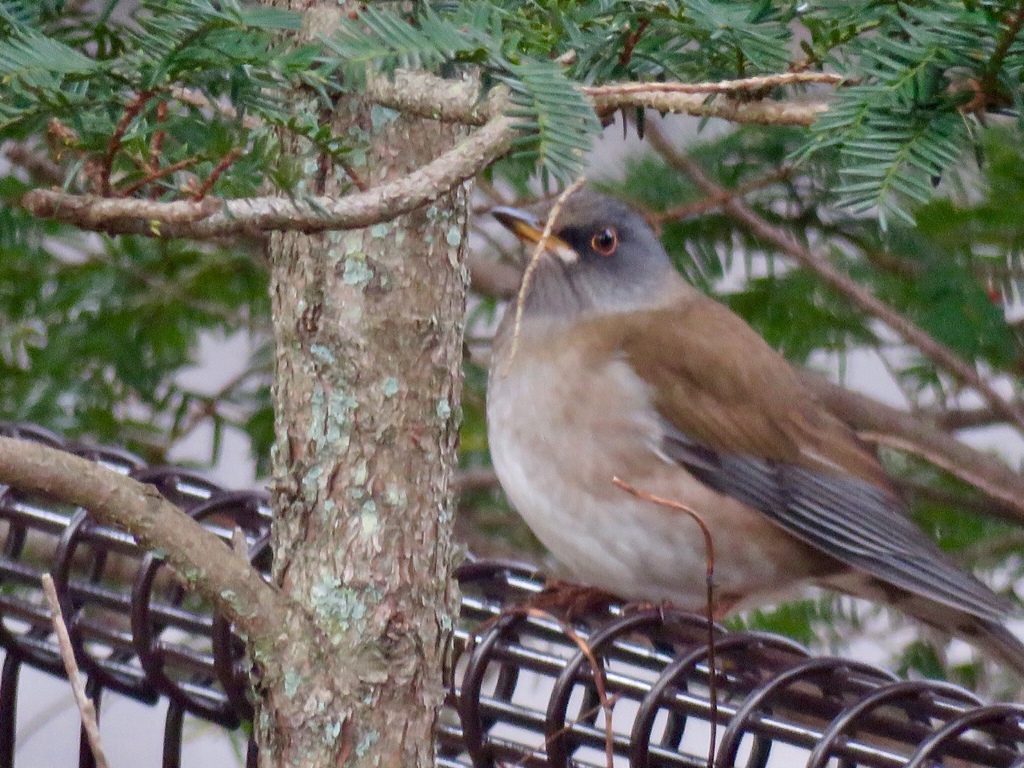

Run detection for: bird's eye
[[591, 228, 618, 256]]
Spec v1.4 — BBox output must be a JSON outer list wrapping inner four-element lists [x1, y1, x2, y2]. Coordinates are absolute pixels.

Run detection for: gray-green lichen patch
[[301, 464, 324, 502], [310, 344, 336, 365], [355, 730, 379, 758], [369, 223, 389, 238], [343, 258, 374, 288], [323, 717, 342, 744], [445, 225, 462, 247], [284, 668, 303, 698], [325, 389, 359, 447], [343, 230, 364, 255], [359, 500, 378, 537], [310, 576, 366, 637], [370, 105, 399, 130], [384, 484, 407, 508], [309, 383, 359, 456], [381, 377, 399, 397], [436, 398, 452, 420]]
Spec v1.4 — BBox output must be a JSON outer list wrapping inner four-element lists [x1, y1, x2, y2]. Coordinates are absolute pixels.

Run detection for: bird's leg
[[527, 578, 621, 621], [621, 593, 741, 622]]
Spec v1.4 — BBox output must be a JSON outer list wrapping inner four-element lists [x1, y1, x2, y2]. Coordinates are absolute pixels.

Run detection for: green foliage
[[2, 0, 1022, 214], [800, 0, 1024, 226], [0, 0, 321, 198], [0, 176, 270, 465]]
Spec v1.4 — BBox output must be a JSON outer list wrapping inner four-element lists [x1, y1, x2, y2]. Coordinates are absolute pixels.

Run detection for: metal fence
[[1, 422, 1023, 768]]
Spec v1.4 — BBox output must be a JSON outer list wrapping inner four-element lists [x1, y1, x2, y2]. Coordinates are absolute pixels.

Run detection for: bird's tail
[[961, 617, 1024, 677], [820, 572, 1024, 676]]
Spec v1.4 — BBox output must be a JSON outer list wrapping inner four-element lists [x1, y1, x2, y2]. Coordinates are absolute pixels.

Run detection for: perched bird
[[486, 187, 1024, 672]]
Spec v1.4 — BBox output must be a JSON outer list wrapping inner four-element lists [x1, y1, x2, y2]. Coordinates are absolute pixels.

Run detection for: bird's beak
[[492, 206, 578, 264]]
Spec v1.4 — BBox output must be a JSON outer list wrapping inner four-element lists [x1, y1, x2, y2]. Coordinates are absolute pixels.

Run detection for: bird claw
[[526, 579, 621, 621]]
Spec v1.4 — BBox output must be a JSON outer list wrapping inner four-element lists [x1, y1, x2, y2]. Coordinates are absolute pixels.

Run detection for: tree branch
[[365, 70, 496, 126], [643, 119, 1024, 435], [368, 70, 834, 128], [21, 112, 517, 237], [587, 88, 829, 127], [0, 436, 292, 644], [19, 69, 834, 237]]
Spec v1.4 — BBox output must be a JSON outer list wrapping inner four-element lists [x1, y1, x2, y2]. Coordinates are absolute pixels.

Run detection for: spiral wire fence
[[0, 422, 1023, 767]]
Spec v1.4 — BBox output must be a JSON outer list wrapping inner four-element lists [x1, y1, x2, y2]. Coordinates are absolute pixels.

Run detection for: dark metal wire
[[1, 422, 1023, 767]]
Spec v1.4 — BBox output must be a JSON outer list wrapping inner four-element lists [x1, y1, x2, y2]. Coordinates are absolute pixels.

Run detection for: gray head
[[492, 188, 679, 318]]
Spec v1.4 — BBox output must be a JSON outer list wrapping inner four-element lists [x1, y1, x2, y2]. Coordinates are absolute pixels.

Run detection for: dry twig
[[41, 574, 111, 768], [611, 477, 718, 768], [502, 177, 587, 374]]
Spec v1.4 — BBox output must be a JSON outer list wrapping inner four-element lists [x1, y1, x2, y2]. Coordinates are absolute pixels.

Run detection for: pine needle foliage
[[1, 0, 1022, 212]]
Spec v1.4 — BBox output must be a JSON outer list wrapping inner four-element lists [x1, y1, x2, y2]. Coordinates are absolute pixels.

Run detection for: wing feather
[[580, 294, 1010, 622]]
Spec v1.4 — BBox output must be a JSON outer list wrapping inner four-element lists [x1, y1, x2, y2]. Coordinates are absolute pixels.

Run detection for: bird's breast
[[487, 329, 829, 611]]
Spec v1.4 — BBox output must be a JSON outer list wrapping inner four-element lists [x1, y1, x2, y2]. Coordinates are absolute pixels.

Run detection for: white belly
[[487, 340, 819, 611]]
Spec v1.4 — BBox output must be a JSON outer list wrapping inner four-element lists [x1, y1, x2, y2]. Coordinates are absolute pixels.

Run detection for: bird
[[486, 186, 1024, 673]]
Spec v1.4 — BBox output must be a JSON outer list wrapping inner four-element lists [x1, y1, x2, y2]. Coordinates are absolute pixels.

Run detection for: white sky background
[[5, 112, 1024, 765]]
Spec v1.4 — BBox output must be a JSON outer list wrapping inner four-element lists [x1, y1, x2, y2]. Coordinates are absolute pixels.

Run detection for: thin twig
[[102, 90, 155, 196], [643, 118, 1024, 436], [611, 477, 718, 768], [148, 100, 168, 172], [192, 147, 244, 201], [618, 18, 650, 68], [649, 165, 795, 224], [117, 156, 201, 198], [502, 177, 587, 375], [41, 574, 111, 768], [979, 1, 1024, 107]]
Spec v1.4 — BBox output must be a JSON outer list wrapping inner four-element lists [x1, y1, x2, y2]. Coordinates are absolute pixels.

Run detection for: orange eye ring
[[591, 228, 618, 256]]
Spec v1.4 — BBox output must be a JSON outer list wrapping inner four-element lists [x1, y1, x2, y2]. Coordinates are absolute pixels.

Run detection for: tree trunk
[[256, 4, 468, 766]]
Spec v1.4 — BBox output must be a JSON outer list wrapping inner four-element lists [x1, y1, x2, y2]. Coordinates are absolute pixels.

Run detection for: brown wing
[[577, 296, 1011, 621], [601, 295, 889, 486]]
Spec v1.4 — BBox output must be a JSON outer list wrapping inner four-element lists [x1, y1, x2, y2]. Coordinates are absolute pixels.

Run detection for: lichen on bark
[[257, 3, 469, 766]]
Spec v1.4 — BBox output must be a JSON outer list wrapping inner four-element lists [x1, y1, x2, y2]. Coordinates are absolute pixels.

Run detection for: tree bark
[[256, 4, 468, 766]]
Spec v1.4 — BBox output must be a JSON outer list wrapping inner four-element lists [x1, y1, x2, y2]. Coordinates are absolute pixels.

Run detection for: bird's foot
[[526, 579, 621, 621]]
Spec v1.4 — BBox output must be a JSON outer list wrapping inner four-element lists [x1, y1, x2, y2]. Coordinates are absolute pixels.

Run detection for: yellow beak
[[492, 206, 578, 263]]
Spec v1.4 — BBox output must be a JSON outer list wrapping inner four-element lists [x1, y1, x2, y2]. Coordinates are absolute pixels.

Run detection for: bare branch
[[584, 71, 842, 96], [371, 70, 834, 127], [643, 119, 1024, 435], [588, 89, 829, 127], [3, 142, 65, 185], [41, 574, 111, 768], [929, 404, 1009, 432], [0, 436, 292, 643], [22, 113, 517, 237], [18, 69, 833, 237], [365, 71, 497, 126]]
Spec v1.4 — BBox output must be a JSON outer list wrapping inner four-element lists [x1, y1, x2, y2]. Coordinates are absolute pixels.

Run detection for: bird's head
[[492, 188, 679, 318]]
